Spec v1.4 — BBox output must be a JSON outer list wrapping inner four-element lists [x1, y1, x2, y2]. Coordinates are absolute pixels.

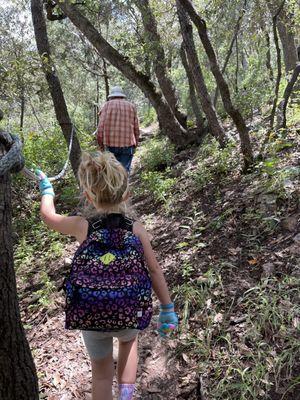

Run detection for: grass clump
[[176, 273, 300, 399]]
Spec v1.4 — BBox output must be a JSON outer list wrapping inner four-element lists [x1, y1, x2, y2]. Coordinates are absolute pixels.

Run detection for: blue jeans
[[106, 146, 135, 172]]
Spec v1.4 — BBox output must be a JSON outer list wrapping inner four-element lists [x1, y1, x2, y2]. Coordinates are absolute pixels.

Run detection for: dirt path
[[27, 293, 188, 399], [27, 295, 187, 399]]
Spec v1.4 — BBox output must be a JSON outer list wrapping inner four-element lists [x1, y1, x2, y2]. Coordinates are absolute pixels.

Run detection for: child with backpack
[[36, 151, 178, 400]]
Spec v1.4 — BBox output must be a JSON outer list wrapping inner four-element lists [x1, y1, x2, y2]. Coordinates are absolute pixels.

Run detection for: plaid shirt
[[97, 99, 140, 147]]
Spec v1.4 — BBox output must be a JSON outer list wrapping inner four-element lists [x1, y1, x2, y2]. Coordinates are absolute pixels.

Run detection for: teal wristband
[[160, 303, 174, 310], [42, 189, 55, 197]]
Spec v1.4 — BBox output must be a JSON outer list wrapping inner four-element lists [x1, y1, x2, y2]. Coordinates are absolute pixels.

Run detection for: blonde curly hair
[[78, 151, 128, 212]]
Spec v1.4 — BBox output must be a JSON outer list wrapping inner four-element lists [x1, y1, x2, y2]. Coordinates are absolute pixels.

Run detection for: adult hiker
[[96, 86, 140, 173]]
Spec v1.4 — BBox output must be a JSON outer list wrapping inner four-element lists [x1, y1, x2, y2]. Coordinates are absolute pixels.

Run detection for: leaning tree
[[0, 112, 39, 399], [31, 0, 82, 177]]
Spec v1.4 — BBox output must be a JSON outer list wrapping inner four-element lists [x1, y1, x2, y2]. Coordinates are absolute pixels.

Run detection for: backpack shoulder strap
[[105, 214, 134, 232], [122, 215, 134, 232], [87, 216, 105, 237], [87, 214, 134, 236]]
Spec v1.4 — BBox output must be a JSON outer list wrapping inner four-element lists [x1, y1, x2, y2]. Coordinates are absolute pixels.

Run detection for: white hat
[[108, 86, 127, 99]]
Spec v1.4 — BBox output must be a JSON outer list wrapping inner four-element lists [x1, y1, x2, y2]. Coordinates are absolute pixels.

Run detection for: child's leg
[[82, 331, 114, 400], [91, 353, 114, 400], [117, 333, 138, 400], [117, 336, 138, 383]]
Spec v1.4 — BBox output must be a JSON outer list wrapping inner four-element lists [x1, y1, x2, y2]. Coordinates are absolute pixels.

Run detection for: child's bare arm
[[36, 170, 87, 242], [40, 195, 88, 242], [133, 222, 172, 306]]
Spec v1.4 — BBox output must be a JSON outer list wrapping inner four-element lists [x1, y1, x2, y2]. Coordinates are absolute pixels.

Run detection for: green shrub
[[192, 139, 238, 189], [14, 210, 66, 272], [138, 137, 175, 172], [59, 175, 80, 208], [23, 128, 69, 172], [141, 170, 176, 203], [230, 52, 274, 118], [140, 106, 157, 128]]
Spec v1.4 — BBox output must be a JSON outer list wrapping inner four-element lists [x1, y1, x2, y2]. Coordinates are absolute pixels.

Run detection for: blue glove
[[35, 169, 55, 196], [157, 303, 178, 337]]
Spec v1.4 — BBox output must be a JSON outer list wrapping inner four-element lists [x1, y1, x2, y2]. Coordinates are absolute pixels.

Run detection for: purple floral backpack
[[64, 214, 153, 331]]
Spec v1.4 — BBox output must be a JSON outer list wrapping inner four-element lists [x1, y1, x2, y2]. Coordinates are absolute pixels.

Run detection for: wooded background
[[1, 0, 299, 170]]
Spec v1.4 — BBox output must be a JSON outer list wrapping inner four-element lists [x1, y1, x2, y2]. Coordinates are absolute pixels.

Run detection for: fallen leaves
[[52, 372, 67, 389], [181, 353, 190, 364], [213, 313, 223, 324], [248, 258, 258, 265]]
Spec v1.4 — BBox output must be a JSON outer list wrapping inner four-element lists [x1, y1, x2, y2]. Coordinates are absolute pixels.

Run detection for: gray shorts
[[82, 329, 139, 360]]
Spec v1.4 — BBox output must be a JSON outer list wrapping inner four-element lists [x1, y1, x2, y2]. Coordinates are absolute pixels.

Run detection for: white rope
[[22, 124, 75, 182]]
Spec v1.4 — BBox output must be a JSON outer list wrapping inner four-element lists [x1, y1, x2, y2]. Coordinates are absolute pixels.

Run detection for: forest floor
[[16, 117, 300, 400]]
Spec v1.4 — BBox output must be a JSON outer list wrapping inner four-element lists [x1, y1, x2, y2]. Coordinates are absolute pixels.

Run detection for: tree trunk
[[180, 43, 205, 132], [269, 0, 285, 129], [268, 0, 297, 74], [95, 76, 100, 128], [235, 37, 239, 93], [0, 135, 39, 400], [31, 0, 81, 177], [276, 64, 300, 129], [265, 31, 274, 82], [134, 0, 187, 128], [177, 1, 227, 147], [102, 58, 109, 100], [213, 3, 246, 106], [20, 91, 25, 134], [56, 0, 199, 148], [277, 20, 297, 73], [178, 0, 254, 169]]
